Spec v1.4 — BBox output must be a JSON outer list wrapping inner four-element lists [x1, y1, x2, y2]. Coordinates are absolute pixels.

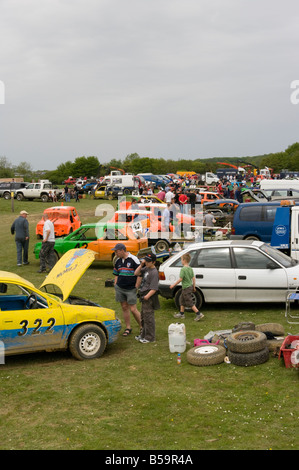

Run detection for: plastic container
[[168, 323, 186, 353], [279, 335, 299, 368]]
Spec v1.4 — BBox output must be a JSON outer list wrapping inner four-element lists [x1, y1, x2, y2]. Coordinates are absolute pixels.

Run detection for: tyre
[[244, 235, 260, 241], [3, 192, 11, 200], [233, 321, 255, 332], [69, 324, 107, 360], [41, 194, 49, 202], [228, 347, 269, 367], [187, 344, 226, 366], [267, 338, 284, 352], [174, 288, 203, 311], [255, 323, 285, 336], [226, 330, 267, 353], [154, 239, 169, 253], [16, 193, 24, 201]]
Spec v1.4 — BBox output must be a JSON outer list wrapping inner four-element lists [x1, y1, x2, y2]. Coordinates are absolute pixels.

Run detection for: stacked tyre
[[226, 330, 269, 367]]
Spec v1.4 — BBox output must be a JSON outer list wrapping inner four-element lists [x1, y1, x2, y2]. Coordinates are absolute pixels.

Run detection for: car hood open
[[40, 248, 95, 301]]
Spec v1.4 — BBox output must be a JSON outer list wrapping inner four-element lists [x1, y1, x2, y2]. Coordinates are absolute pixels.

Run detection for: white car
[[158, 240, 299, 309]]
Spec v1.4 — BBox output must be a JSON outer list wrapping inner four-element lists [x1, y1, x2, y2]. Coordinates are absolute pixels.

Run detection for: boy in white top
[[38, 214, 56, 273]]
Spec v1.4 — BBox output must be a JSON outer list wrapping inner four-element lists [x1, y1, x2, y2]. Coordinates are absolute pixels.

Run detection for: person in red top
[[178, 192, 188, 214]]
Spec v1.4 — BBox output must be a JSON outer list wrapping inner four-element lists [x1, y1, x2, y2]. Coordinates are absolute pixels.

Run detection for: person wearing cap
[[11, 210, 30, 266], [112, 243, 142, 336], [134, 253, 160, 343]]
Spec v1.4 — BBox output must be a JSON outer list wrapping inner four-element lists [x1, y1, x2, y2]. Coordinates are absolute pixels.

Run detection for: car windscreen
[[260, 244, 296, 268]]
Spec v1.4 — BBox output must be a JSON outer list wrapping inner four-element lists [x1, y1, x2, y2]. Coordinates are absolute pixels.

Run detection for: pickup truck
[[15, 181, 63, 202]]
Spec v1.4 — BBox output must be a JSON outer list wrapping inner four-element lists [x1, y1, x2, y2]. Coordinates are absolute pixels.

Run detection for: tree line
[[1, 143, 299, 184]]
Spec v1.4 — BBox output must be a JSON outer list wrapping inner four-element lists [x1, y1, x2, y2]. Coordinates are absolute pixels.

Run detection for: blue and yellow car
[[0, 249, 121, 361]]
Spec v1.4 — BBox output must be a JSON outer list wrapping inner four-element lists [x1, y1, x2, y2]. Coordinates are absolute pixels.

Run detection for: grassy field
[[0, 196, 298, 451]]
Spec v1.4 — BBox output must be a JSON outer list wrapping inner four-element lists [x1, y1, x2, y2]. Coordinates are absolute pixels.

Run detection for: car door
[[190, 247, 236, 303], [233, 246, 288, 302], [0, 283, 64, 355]]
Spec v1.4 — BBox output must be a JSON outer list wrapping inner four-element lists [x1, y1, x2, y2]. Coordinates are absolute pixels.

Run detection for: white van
[[103, 173, 141, 194], [260, 179, 299, 191]]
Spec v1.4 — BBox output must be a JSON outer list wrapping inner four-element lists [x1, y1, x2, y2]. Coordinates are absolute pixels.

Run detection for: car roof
[[236, 201, 282, 207], [44, 206, 75, 211], [172, 239, 264, 252]]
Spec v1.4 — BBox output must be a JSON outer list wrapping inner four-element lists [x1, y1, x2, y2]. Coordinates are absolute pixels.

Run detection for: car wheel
[[69, 324, 107, 360], [226, 330, 267, 353], [3, 192, 11, 200], [154, 239, 169, 253], [16, 193, 24, 201], [228, 347, 269, 367], [187, 345, 226, 366], [174, 288, 203, 311], [244, 235, 260, 241], [41, 194, 49, 202]]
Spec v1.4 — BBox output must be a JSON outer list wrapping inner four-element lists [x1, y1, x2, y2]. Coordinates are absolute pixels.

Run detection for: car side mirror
[[0, 283, 7, 293], [267, 261, 279, 269]]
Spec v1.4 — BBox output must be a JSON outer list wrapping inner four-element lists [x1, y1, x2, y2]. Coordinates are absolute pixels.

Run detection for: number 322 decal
[[18, 318, 56, 336]]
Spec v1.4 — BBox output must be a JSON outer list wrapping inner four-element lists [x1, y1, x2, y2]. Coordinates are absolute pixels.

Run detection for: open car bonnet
[[40, 248, 95, 301]]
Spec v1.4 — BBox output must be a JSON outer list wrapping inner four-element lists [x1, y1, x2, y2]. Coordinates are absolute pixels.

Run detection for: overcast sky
[[1, 0, 299, 170]]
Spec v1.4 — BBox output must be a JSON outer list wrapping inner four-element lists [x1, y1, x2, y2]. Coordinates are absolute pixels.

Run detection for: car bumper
[[158, 283, 173, 299], [103, 318, 122, 344]]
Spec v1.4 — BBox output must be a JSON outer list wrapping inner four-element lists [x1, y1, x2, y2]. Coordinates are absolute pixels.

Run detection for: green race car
[[33, 223, 148, 262]]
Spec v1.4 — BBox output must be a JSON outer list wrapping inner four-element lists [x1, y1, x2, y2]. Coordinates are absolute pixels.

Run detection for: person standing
[[38, 213, 56, 273], [11, 210, 30, 266], [204, 211, 216, 228], [112, 243, 142, 336], [64, 184, 70, 202], [134, 253, 160, 343], [178, 191, 188, 214]]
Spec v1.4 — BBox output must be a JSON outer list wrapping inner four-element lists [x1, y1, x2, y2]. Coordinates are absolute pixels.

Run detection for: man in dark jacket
[[11, 210, 30, 266]]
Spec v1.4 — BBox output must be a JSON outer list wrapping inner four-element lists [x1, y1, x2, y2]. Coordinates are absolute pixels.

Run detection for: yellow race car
[[0, 249, 121, 361]]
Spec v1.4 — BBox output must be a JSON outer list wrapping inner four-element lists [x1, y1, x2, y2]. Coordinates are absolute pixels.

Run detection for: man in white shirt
[[38, 214, 56, 273], [165, 189, 175, 203]]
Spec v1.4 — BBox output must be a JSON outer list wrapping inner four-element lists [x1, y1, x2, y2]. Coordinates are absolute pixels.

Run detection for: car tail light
[[159, 272, 165, 280], [231, 227, 235, 235]]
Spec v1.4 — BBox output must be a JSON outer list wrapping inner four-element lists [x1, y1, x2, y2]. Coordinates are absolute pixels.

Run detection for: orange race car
[[36, 205, 82, 238]]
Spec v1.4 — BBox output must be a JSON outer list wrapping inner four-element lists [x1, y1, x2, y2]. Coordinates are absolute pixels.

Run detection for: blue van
[[137, 173, 167, 188], [231, 202, 282, 242]]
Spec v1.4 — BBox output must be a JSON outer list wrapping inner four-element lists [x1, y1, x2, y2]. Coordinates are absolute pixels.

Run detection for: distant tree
[[0, 156, 13, 178]]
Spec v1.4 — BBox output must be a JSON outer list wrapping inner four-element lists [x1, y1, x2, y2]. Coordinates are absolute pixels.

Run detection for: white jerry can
[[168, 323, 186, 353]]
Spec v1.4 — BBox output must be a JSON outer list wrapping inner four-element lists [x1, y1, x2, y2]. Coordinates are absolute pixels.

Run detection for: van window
[[264, 206, 277, 221], [239, 206, 262, 222]]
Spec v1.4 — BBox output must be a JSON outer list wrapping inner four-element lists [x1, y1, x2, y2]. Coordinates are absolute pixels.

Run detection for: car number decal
[[18, 318, 56, 337], [74, 242, 88, 249]]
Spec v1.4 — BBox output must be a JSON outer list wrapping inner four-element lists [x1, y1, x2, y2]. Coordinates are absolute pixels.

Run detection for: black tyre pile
[[226, 330, 269, 367]]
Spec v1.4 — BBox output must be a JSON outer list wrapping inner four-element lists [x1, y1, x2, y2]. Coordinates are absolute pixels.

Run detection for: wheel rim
[[79, 332, 101, 356], [194, 346, 219, 355]]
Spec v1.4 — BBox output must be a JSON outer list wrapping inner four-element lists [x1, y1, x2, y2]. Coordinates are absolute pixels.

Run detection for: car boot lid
[[40, 248, 95, 301]]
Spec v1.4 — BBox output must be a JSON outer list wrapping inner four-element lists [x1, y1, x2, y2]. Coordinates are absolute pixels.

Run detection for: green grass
[[0, 196, 298, 450]]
